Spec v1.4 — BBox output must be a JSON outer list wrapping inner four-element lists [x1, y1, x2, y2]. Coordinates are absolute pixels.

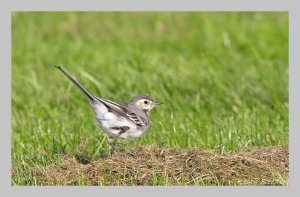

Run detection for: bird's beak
[[153, 101, 163, 106]]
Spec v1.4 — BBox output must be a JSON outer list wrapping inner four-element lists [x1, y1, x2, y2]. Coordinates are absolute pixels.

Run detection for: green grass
[[11, 12, 288, 185]]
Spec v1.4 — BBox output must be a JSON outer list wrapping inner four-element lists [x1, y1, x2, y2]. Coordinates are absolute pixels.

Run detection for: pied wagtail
[[55, 66, 162, 151]]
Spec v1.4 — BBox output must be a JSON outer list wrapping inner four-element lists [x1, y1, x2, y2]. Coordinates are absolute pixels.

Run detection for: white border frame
[[1, 0, 298, 196]]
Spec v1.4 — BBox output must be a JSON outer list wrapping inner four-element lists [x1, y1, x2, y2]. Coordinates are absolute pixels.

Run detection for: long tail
[[55, 66, 95, 102]]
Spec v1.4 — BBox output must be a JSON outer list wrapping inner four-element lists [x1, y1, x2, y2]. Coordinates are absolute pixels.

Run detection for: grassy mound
[[13, 145, 288, 186]]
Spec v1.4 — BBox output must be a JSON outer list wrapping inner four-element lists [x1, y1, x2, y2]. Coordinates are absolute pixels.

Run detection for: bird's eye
[[144, 100, 149, 104]]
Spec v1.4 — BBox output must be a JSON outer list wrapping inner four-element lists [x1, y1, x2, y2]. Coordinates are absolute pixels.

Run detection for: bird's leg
[[117, 126, 135, 154], [107, 126, 131, 155], [117, 130, 134, 155], [123, 145, 134, 156], [108, 136, 120, 155]]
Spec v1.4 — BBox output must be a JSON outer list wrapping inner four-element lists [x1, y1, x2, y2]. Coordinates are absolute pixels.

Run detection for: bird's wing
[[95, 97, 146, 127], [126, 112, 146, 127]]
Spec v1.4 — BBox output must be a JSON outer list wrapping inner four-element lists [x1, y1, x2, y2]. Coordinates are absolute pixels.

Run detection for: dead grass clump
[[15, 145, 288, 185]]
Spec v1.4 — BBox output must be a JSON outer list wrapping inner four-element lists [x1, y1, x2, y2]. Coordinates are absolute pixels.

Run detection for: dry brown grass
[[12, 145, 288, 186]]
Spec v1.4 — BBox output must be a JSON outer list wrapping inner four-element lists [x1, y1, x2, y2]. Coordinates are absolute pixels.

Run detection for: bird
[[54, 66, 162, 152]]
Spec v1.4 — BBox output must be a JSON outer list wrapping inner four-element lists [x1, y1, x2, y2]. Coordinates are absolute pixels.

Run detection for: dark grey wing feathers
[[95, 97, 146, 127], [95, 97, 128, 116], [126, 112, 146, 127]]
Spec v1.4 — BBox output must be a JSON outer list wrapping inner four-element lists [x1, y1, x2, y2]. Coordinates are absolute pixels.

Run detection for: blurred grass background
[[11, 12, 288, 185]]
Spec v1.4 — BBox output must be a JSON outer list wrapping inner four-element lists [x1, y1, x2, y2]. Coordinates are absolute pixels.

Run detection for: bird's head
[[130, 94, 162, 113]]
